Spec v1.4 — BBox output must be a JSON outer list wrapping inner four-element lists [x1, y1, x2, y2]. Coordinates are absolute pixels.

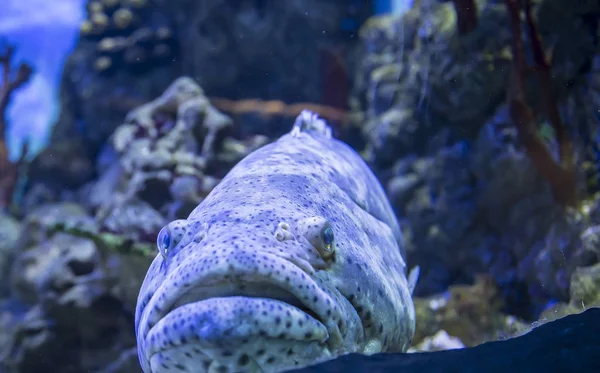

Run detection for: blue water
[[0, 0, 85, 160], [373, 0, 414, 15]]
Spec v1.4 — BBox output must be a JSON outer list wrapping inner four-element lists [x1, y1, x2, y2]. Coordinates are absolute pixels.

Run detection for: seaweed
[[0, 43, 33, 210], [504, 0, 577, 206]]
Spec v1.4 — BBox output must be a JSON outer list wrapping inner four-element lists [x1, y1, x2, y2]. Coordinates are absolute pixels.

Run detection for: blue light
[[373, 0, 415, 15]]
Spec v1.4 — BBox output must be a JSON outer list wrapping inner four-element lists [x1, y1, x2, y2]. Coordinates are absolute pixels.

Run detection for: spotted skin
[[135, 110, 417, 373]]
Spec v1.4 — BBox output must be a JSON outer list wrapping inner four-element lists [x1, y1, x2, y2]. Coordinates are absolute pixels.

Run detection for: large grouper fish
[[135, 110, 419, 373]]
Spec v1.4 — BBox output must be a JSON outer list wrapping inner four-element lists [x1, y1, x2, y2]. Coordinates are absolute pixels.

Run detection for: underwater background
[[1, 0, 599, 372]]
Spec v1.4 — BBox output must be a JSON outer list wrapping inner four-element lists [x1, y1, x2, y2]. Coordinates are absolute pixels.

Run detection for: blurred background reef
[[1, 0, 600, 372]]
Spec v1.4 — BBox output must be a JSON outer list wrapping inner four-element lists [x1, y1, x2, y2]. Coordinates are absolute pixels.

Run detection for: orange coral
[[504, 0, 576, 206], [0, 43, 33, 209], [209, 98, 348, 125]]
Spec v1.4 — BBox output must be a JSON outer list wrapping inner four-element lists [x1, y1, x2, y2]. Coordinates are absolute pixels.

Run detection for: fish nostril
[[274, 221, 294, 242]]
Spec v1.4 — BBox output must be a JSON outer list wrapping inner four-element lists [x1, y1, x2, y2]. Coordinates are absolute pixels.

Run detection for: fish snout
[[140, 249, 345, 371]]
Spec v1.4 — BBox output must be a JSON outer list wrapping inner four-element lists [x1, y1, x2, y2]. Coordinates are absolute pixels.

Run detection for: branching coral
[[0, 43, 33, 210], [209, 98, 348, 126], [451, 0, 478, 34], [504, 0, 577, 206]]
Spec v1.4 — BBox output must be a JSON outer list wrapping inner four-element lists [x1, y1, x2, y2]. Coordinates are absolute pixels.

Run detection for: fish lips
[[139, 251, 345, 362], [146, 296, 329, 353]]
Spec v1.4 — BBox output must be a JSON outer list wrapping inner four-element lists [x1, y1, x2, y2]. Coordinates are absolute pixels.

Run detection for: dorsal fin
[[290, 109, 332, 139]]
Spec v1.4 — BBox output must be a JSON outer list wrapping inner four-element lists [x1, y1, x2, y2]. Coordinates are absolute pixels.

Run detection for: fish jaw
[[137, 249, 350, 373], [146, 297, 333, 373]]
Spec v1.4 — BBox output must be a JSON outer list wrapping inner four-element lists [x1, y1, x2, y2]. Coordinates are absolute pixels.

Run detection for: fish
[[135, 110, 418, 373]]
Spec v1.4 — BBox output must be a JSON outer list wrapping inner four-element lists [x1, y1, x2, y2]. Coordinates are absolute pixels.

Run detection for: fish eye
[[157, 226, 171, 259], [297, 216, 336, 260], [321, 226, 335, 251], [156, 219, 189, 259]]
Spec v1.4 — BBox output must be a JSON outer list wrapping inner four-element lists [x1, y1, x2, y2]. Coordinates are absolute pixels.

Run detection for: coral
[[98, 77, 232, 219], [77, 77, 275, 242], [352, 0, 600, 318], [569, 263, 600, 307], [387, 140, 479, 293], [0, 201, 151, 373], [504, 0, 577, 206], [0, 213, 20, 297], [10, 232, 114, 307], [388, 104, 596, 315], [210, 98, 348, 127], [582, 223, 600, 256], [413, 275, 529, 347], [80, 0, 177, 75], [0, 304, 58, 373], [98, 197, 166, 243], [0, 70, 359, 373], [408, 330, 465, 352], [538, 261, 600, 324], [353, 0, 514, 167], [209, 97, 350, 144], [0, 42, 33, 210]]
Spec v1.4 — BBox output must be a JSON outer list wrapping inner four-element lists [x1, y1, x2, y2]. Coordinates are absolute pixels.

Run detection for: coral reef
[[0, 212, 20, 297], [413, 275, 529, 347], [351, 0, 514, 167], [351, 0, 600, 318], [0, 202, 145, 373], [83, 76, 268, 235], [538, 260, 600, 323]]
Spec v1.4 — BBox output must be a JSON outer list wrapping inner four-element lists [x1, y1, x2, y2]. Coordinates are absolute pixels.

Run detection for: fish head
[[136, 198, 414, 373]]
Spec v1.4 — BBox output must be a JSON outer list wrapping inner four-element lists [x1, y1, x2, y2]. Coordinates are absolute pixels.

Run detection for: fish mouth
[[140, 251, 345, 363], [170, 276, 325, 326]]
